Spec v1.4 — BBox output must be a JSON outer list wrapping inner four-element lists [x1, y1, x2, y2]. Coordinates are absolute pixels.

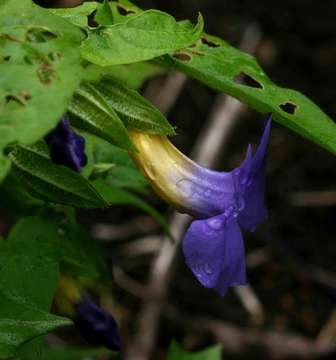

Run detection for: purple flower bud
[[75, 297, 121, 351], [45, 116, 87, 172]]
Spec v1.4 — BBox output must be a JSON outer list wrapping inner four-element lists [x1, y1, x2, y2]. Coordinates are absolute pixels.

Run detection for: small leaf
[[69, 82, 134, 151], [81, 10, 203, 66], [0, 291, 71, 359], [168, 340, 222, 360], [166, 33, 336, 155], [94, 179, 171, 236], [95, 0, 114, 26], [49, 2, 98, 28], [9, 144, 108, 209], [95, 77, 175, 135]]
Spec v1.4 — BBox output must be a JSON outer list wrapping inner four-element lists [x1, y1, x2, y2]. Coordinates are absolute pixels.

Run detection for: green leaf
[[95, 77, 175, 135], [0, 6, 84, 160], [166, 33, 336, 155], [60, 221, 110, 281], [69, 82, 134, 151], [168, 341, 222, 360], [109, 0, 142, 24], [94, 179, 171, 236], [0, 216, 61, 310], [84, 61, 168, 89], [9, 144, 108, 209], [49, 2, 98, 28], [0, 291, 71, 359], [81, 10, 203, 66], [95, 0, 114, 26]]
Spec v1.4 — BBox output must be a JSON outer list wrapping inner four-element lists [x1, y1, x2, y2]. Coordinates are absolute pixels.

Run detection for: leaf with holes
[[81, 10, 203, 66], [9, 144, 108, 209], [0, 5, 85, 172], [95, 0, 114, 26], [94, 77, 175, 135], [0, 291, 71, 359], [168, 341, 222, 360], [166, 33, 336, 155], [68, 82, 134, 151]]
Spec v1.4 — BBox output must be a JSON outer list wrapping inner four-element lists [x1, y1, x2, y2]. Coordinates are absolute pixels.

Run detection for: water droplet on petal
[[203, 262, 214, 275], [207, 218, 223, 230], [176, 179, 195, 198]]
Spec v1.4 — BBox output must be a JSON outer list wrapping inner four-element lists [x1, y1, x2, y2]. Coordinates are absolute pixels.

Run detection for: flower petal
[[76, 297, 121, 351], [183, 213, 246, 295], [46, 116, 87, 172], [237, 117, 271, 231]]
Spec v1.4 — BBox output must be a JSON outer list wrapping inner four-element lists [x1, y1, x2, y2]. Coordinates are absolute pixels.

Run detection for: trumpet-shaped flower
[[130, 116, 271, 295], [45, 115, 87, 172]]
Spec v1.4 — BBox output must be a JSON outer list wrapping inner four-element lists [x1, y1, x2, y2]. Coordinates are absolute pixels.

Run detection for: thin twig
[[125, 25, 263, 360]]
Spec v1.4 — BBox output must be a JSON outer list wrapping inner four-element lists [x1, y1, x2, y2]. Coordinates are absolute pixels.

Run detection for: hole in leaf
[[117, 6, 135, 16], [280, 101, 297, 115], [5, 95, 24, 106], [37, 63, 54, 84], [3, 56, 10, 61], [48, 52, 62, 62], [201, 37, 220, 48], [88, 10, 98, 28], [234, 72, 263, 89], [189, 43, 197, 48], [26, 28, 58, 43], [21, 91, 32, 101], [173, 53, 192, 61]]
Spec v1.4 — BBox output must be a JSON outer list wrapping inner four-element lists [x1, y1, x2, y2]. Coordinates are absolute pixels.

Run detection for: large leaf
[[0, 4, 84, 177], [81, 10, 203, 66], [0, 216, 61, 310], [166, 33, 336, 155], [9, 143, 108, 209], [94, 179, 170, 236], [69, 82, 134, 151], [0, 291, 70, 359], [168, 341, 222, 360], [95, 77, 175, 135]]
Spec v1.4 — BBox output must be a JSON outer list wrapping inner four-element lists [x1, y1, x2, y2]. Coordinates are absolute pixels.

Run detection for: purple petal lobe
[[183, 212, 246, 296], [237, 117, 271, 231], [76, 297, 121, 351], [45, 116, 87, 172]]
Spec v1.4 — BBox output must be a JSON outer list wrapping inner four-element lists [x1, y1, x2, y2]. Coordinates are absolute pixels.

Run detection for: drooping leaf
[[94, 179, 170, 236], [94, 77, 175, 135], [168, 341, 222, 360], [81, 10, 203, 66], [0, 291, 71, 359], [166, 33, 336, 155], [0, 5, 84, 166], [9, 144, 108, 209], [69, 82, 134, 151], [0, 216, 61, 310]]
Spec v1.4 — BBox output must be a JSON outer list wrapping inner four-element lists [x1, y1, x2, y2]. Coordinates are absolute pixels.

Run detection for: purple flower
[[183, 118, 271, 295], [129, 115, 272, 296], [75, 297, 122, 351], [45, 116, 87, 172]]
